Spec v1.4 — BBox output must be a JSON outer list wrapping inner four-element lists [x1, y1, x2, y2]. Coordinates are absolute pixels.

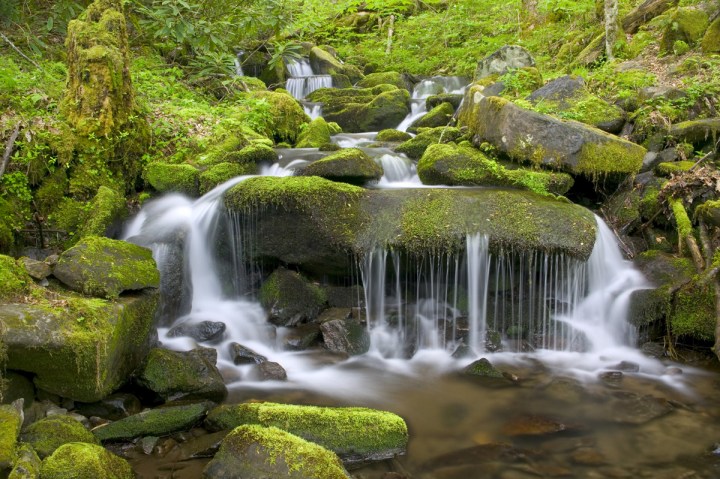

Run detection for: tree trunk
[[622, 0, 679, 34], [385, 15, 395, 56], [604, 0, 619, 61], [522, 0, 538, 19]]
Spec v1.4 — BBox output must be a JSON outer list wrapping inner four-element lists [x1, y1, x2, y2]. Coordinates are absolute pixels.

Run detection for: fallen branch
[[0, 123, 21, 181], [0, 32, 44, 72]]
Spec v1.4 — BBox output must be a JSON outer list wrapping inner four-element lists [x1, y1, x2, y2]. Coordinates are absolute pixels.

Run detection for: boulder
[[40, 443, 133, 479], [203, 425, 351, 479], [296, 117, 332, 148], [204, 402, 408, 465], [53, 236, 159, 299], [252, 362, 288, 381], [527, 75, 585, 105], [144, 162, 200, 196], [93, 401, 213, 442], [167, 320, 226, 342], [357, 71, 408, 90], [200, 162, 255, 194], [259, 267, 327, 326], [309, 46, 363, 84], [660, 8, 709, 53], [427, 93, 465, 110], [0, 402, 23, 469], [249, 91, 310, 144], [474, 45, 535, 81], [667, 119, 720, 148], [395, 126, 464, 160], [410, 102, 455, 130], [226, 144, 278, 166], [376, 129, 412, 143], [696, 200, 720, 228], [229, 343, 267, 365], [2, 291, 158, 402], [458, 93, 645, 178], [319, 313, 370, 356], [74, 393, 142, 421], [135, 348, 227, 402], [301, 148, 383, 185], [21, 415, 99, 458], [463, 358, 504, 378], [702, 17, 720, 53]]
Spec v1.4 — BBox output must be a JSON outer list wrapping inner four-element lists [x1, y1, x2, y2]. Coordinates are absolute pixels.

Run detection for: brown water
[[127, 354, 720, 479]]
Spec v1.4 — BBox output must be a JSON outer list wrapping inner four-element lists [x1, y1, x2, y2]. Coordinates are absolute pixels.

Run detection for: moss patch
[[78, 186, 126, 238], [655, 161, 695, 177], [40, 442, 133, 479], [301, 148, 383, 185], [660, 8, 709, 53], [21, 415, 99, 458], [576, 139, 645, 179], [0, 404, 22, 469], [672, 280, 715, 341], [395, 127, 464, 160], [259, 268, 327, 326], [297, 117, 332, 148], [702, 18, 720, 53], [357, 71, 407, 90], [0, 255, 32, 301], [199, 162, 255, 194], [410, 102, 455, 130], [249, 91, 310, 144], [376, 129, 412, 142], [144, 162, 200, 196], [9, 442, 41, 479]]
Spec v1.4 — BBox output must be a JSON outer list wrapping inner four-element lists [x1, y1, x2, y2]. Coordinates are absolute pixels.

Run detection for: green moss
[[237, 76, 266, 91], [376, 129, 412, 142], [0, 255, 31, 301], [0, 404, 22, 469], [205, 425, 349, 479], [227, 144, 278, 166], [672, 40, 690, 55], [660, 8, 709, 53], [199, 163, 255, 194], [301, 148, 383, 185], [296, 117, 332, 148], [639, 185, 662, 221], [35, 169, 69, 220], [9, 442, 41, 479], [249, 91, 310, 144], [395, 127, 463, 160], [669, 197, 692, 238], [695, 199, 720, 226], [505, 169, 574, 196], [672, 280, 715, 341], [79, 186, 126, 238], [205, 402, 408, 458], [21, 415, 98, 459], [258, 268, 327, 326], [356, 72, 406, 90], [655, 161, 695, 177], [40, 442, 133, 479], [410, 102, 455, 130], [576, 140, 645, 179], [463, 358, 504, 378], [144, 162, 200, 196], [327, 122, 342, 135], [702, 18, 720, 53]]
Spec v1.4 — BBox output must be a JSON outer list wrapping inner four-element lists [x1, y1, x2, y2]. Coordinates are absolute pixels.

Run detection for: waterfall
[[396, 76, 469, 132], [285, 58, 332, 100]]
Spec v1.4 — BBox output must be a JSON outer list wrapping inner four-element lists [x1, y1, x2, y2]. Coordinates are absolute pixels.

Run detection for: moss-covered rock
[[410, 102, 455, 130], [203, 425, 350, 479], [357, 71, 408, 90], [205, 402, 408, 464], [660, 8, 709, 53], [376, 129, 412, 142], [0, 403, 23, 469], [227, 144, 278, 166], [0, 255, 32, 301], [144, 162, 200, 196], [199, 163, 255, 194], [695, 199, 720, 228], [9, 442, 41, 479], [672, 279, 716, 341], [2, 290, 158, 402], [78, 186, 126, 238], [296, 117, 332, 148], [702, 17, 720, 54], [40, 442, 132, 479], [309, 46, 363, 84], [654, 161, 695, 177], [463, 358, 504, 378], [237, 75, 267, 91], [301, 148, 383, 185], [395, 126, 464, 160], [53, 236, 159, 299], [667, 119, 720, 148], [427, 93, 465, 110], [93, 401, 213, 442], [134, 348, 227, 403], [21, 415, 98, 459], [319, 316, 370, 356], [249, 91, 310, 144], [259, 268, 327, 327]]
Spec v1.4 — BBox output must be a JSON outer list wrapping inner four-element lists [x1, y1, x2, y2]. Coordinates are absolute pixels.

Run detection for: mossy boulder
[[357, 72, 408, 90], [395, 126, 464, 160], [93, 401, 213, 442], [204, 402, 408, 465], [203, 425, 351, 479], [296, 117, 332, 148], [702, 17, 720, 53], [427, 93, 465, 110], [301, 148, 383, 185], [135, 348, 227, 403], [654, 161, 694, 177], [249, 91, 310, 144], [77, 186, 126, 239], [0, 403, 23, 469], [458, 92, 645, 179], [463, 358, 504, 378], [376, 129, 412, 142], [319, 316, 371, 356], [227, 144, 278, 166], [418, 143, 573, 195], [144, 162, 200, 196], [660, 8, 709, 53], [9, 442, 41, 478], [1, 290, 158, 402], [53, 236, 159, 299], [309, 46, 363, 84], [474, 45, 535, 80], [259, 268, 327, 327], [410, 102, 455, 131], [21, 415, 98, 459], [40, 442, 133, 479], [0, 255, 32, 301], [695, 200, 720, 228], [667, 119, 720, 149], [672, 279, 716, 341], [199, 162, 255, 194]]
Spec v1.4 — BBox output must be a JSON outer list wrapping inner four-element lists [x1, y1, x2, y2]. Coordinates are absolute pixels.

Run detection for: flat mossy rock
[[40, 442, 133, 479], [418, 143, 574, 195], [227, 144, 278, 166], [93, 401, 213, 442], [660, 8, 709, 53], [249, 91, 310, 144], [200, 162, 255, 194], [0, 403, 23, 469], [2, 291, 158, 402], [203, 425, 351, 479], [296, 117, 332, 148], [410, 102, 455, 130], [0, 255, 32, 301], [395, 126, 464, 160], [204, 402, 408, 465], [135, 348, 227, 402], [702, 18, 720, 53], [654, 161, 694, 177], [145, 162, 200, 196], [667, 119, 720, 148], [259, 267, 327, 327], [357, 71, 408, 90], [376, 129, 413, 142], [309, 46, 363, 84], [21, 415, 99, 459], [53, 236, 159, 299], [459, 92, 645, 178], [301, 148, 383, 185], [78, 186, 126, 239]]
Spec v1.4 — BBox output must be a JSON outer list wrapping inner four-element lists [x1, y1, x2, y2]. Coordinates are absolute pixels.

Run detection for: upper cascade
[[285, 58, 333, 101]]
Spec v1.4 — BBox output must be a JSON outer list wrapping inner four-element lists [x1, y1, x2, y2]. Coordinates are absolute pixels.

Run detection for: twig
[[0, 32, 44, 72], [0, 123, 21, 181]]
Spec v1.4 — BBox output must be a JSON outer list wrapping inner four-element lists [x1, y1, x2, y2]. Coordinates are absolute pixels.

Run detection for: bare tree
[[604, 0, 619, 61]]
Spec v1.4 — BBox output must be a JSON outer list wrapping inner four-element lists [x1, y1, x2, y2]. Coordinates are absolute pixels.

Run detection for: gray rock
[[475, 45, 536, 80], [167, 320, 226, 342], [75, 393, 142, 421], [229, 342, 267, 365], [19, 257, 51, 281], [527, 75, 585, 105], [638, 86, 687, 103], [253, 361, 287, 381], [1, 371, 35, 406], [320, 314, 371, 356], [283, 323, 322, 351]]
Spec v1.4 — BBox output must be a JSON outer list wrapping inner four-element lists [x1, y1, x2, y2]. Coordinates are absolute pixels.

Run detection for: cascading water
[[396, 76, 468, 132], [284, 58, 332, 118]]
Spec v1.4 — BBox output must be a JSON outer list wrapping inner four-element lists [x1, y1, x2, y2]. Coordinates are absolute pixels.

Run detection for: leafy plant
[[267, 41, 304, 72]]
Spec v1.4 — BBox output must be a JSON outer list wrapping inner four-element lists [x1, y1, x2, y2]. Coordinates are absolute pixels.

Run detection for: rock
[[309, 46, 363, 84], [204, 402, 408, 466], [2, 291, 158, 402], [474, 45, 535, 80], [225, 143, 278, 166], [9, 442, 41, 478], [92, 401, 213, 442], [296, 117, 332, 148], [459, 94, 645, 178], [0, 402, 23, 468], [638, 86, 687, 103], [612, 361, 640, 373], [1, 371, 35, 406], [427, 93, 465, 110], [53, 236, 159, 299], [660, 8, 709, 53], [696, 200, 720, 228], [501, 414, 570, 437], [259, 268, 327, 326], [608, 392, 674, 424], [463, 358, 504, 378], [667, 119, 720, 148], [21, 415, 98, 459], [357, 71, 409, 91], [176, 430, 227, 460], [527, 75, 585, 105], [249, 91, 310, 144], [702, 18, 720, 53], [283, 323, 322, 351], [145, 162, 200, 196], [376, 129, 413, 143], [320, 315, 371, 356], [40, 442, 133, 479], [78, 186, 127, 239], [75, 394, 142, 421], [19, 257, 52, 281], [135, 348, 227, 403], [410, 102, 455, 130], [229, 343, 267, 365], [571, 448, 607, 466], [599, 371, 624, 387], [395, 126, 464, 160], [167, 321, 226, 342], [417, 143, 574, 195], [641, 341, 666, 359], [203, 425, 351, 479], [301, 148, 384, 185], [423, 443, 531, 469], [253, 361, 288, 381]]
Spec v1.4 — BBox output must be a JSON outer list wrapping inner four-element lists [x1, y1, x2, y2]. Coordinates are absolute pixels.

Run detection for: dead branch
[[0, 123, 21, 181]]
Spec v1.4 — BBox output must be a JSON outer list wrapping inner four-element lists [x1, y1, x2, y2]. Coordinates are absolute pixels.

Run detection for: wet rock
[[140, 436, 159, 455], [427, 93, 465, 110], [40, 442, 133, 479], [135, 348, 227, 403], [320, 314, 371, 356], [667, 118, 720, 149], [665, 367, 683, 376], [475, 45, 535, 80], [501, 414, 570, 437], [599, 371, 624, 387], [301, 147, 383, 186], [176, 430, 228, 460], [253, 361, 288, 381], [19, 257, 52, 281], [410, 102, 455, 130], [423, 443, 532, 469], [75, 393, 142, 421], [229, 342, 267, 365], [283, 323, 322, 351], [571, 447, 607, 466], [463, 358, 504, 379], [167, 320, 226, 342], [260, 267, 327, 327], [608, 392, 674, 425], [93, 401, 213, 442], [204, 425, 351, 479], [21, 414, 99, 458], [612, 361, 640, 373], [451, 340, 474, 359], [0, 401, 23, 468]]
